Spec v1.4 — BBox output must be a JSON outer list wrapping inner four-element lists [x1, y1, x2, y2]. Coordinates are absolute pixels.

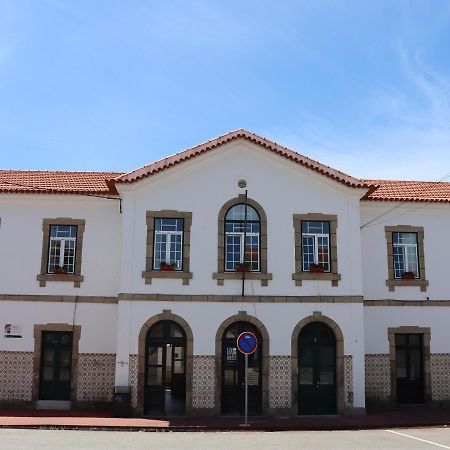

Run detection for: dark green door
[[298, 322, 336, 415], [39, 331, 73, 400], [144, 321, 186, 416], [221, 322, 262, 416], [396, 334, 424, 404]]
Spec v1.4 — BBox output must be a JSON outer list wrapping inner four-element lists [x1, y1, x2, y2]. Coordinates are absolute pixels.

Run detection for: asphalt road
[[1, 427, 450, 449]]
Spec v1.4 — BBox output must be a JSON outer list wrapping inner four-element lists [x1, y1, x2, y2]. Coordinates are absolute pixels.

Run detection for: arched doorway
[[221, 321, 262, 415], [298, 322, 337, 414], [144, 320, 187, 415]]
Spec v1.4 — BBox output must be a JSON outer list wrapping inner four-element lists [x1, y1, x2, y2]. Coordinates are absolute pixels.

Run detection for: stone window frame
[[291, 312, 347, 414], [142, 211, 193, 285], [385, 225, 429, 292], [213, 195, 272, 286], [136, 310, 193, 416], [292, 213, 341, 287], [388, 326, 431, 405], [214, 311, 270, 414], [37, 218, 85, 288], [32, 323, 81, 403]]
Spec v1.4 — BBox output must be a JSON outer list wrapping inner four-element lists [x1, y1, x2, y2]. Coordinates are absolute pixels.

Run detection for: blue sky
[[1, 0, 450, 180]]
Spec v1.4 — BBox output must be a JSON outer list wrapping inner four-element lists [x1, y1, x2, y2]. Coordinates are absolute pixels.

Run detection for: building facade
[[1, 129, 449, 416]]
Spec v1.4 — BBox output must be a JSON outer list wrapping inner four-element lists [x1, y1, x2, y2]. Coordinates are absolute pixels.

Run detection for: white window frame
[[225, 231, 260, 271], [48, 226, 77, 274], [153, 219, 184, 271], [301, 222, 330, 272], [393, 232, 419, 279]]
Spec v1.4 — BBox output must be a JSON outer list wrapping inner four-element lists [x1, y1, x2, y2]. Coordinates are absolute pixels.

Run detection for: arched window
[[224, 204, 260, 271]]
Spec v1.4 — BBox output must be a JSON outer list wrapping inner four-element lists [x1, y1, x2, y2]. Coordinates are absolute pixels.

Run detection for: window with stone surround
[[213, 195, 272, 286], [385, 225, 428, 292], [292, 213, 341, 287], [37, 218, 85, 288], [142, 211, 193, 285]]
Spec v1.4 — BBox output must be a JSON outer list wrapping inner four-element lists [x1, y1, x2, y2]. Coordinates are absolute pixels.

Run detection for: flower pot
[[402, 272, 416, 280], [236, 266, 251, 273], [309, 266, 324, 273], [53, 267, 67, 274], [160, 264, 175, 272]]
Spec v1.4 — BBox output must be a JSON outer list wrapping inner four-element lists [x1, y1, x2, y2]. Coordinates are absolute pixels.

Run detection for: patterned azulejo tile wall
[[344, 355, 353, 408], [77, 353, 116, 403], [269, 356, 291, 409], [365, 354, 391, 404], [431, 353, 450, 401], [0, 351, 33, 402], [129, 354, 138, 409], [192, 356, 215, 409]]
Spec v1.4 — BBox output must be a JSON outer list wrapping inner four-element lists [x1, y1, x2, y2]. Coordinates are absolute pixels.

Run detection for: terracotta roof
[[113, 129, 372, 189], [363, 179, 450, 203], [0, 170, 123, 195]]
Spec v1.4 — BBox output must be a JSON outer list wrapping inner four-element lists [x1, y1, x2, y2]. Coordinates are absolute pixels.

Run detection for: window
[[48, 225, 77, 274], [292, 213, 340, 287], [384, 225, 428, 292], [153, 218, 184, 271], [392, 232, 419, 279], [224, 204, 260, 272], [143, 211, 192, 285], [301, 221, 330, 272], [37, 218, 85, 287]]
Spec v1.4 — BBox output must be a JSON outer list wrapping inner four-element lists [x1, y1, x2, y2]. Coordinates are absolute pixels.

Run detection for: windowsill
[[386, 278, 429, 292], [37, 274, 84, 288], [142, 270, 193, 285], [212, 271, 273, 286], [292, 272, 341, 287]]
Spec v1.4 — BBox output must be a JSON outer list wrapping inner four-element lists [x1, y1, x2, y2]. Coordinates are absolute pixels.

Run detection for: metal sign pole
[[244, 353, 248, 426]]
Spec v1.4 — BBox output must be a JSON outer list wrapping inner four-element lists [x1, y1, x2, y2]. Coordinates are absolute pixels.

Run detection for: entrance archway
[[137, 311, 193, 416], [215, 312, 269, 415], [291, 314, 345, 414]]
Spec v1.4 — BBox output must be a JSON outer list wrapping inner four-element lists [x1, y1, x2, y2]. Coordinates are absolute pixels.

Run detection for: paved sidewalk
[[0, 407, 449, 431]]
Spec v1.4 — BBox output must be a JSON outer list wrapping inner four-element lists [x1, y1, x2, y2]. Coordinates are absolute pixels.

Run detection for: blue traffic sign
[[237, 331, 258, 355]]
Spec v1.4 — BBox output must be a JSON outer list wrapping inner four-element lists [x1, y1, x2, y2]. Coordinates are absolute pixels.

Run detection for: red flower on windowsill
[[401, 271, 416, 280], [309, 264, 325, 273], [235, 262, 251, 273], [160, 262, 176, 272], [52, 266, 68, 274]]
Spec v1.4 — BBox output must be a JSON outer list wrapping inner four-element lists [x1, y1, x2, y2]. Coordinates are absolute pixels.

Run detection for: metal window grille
[[153, 218, 184, 270], [224, 204, 260, 271], [393, 232, 419, 278], [48, 225, 77, 274], [301, 221, 330, 272]]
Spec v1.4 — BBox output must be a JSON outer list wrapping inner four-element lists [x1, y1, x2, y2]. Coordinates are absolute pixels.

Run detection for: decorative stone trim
[[37, 218, 85, 288], [213, 195, 272, 286], [32, 323, 81, 403], [119, 293, 363, 303], [365, 354, 391, 406], [292, 213, 341, 287], [192, 356, 215, 410], [0, 295, 117, 303], [388, 326, 431, 405], [385, 225, 428, 292], [143, 211, 193, 285], [76, 353, 116, 403], [215, 312, 270, 414], [136, 310, 193, 415], [0, 351, 33, 404], [365, 300, 450, 306], [291, 312, 345, 414]]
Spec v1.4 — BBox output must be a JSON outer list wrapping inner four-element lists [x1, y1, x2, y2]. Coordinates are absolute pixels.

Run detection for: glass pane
[[148, 323, 164, 338], [225, 235, 242, 271], [302, 236, 315, 271], [61, 334, 71, 345], [43, 349, 54, 365], [408, 334, 421, 346], [59, 350, 71, 367], [397, 367, 407, 378], [148, 366, 163, 385], [147, 347, 163, 365], [409, 349, 422, 378], [319, 347, 334, 366], [225, 324, 239, 339], [396, 334, 407, 346], [226, 347, 237, 362], [42, 366, 53, 381], [225, 204, 259, 222], [155, 218, 184, 232], [396, 349, 407, 371], [299, 347, 313, 366], [169, 323, 184, 338], [173, 359, 184, 374], [59, 368, 71, 382], [299, 367, 313, 385], [224, 369, 237, 385], [173, 346, 184, 361], [247, 367, 259, 386], [320, 369, 334, 385]]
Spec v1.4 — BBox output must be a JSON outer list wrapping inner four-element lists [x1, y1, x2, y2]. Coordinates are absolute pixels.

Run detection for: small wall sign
[[4, 324, 22, 339]]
